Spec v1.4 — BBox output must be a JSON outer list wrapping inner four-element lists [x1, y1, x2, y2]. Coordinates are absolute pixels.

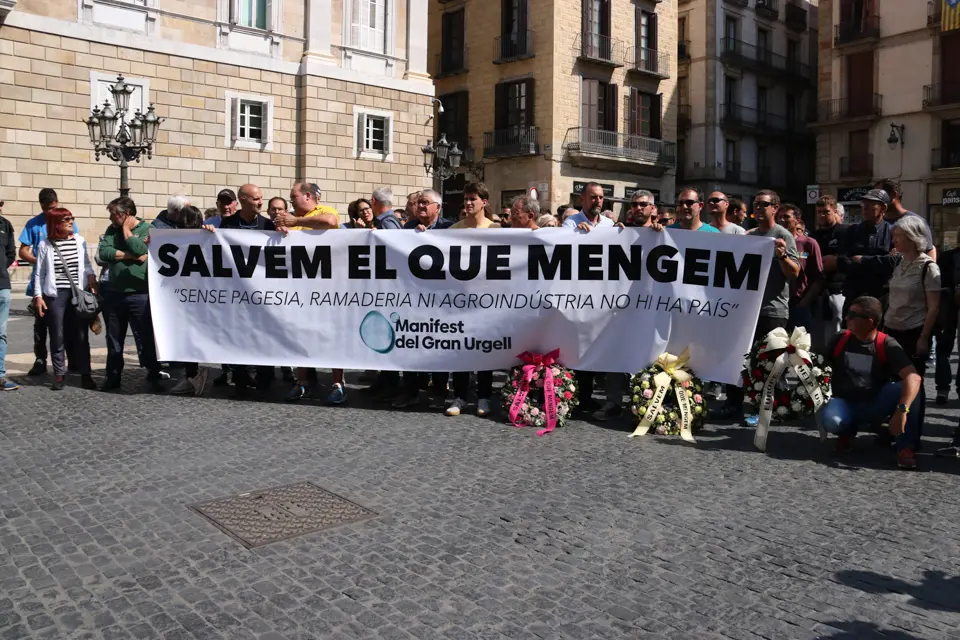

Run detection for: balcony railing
[[720, 38, 812, 81], [563, 127, 676, 167], [724, 163, 759, 184], [785, 0, 807, 31], [434, 52, 466, 78], [575, 32, 625, 67], [929, 1, 943, 27], [493, 30, 534, 63], [629, 48, 670, 78], [933, 148, 960, 171], [483, 126, 539, 157], [840, 154, 873, 177], [923, 84, 960, 108], [720, 103, 789, 135], [817, 95, 882, 121], [678, 104, 691, 131], [834, 14, 880, 46], [756, 0, 779, 20], [678, 40, 691, 61], [724, 0, 748, 6]]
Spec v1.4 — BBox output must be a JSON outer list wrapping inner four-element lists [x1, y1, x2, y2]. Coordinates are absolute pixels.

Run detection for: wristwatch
[[895, 403, 910, 414]]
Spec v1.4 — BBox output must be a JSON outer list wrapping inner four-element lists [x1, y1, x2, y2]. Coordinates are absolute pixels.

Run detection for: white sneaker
[[192, 367, 209, 397], [445, 397, 467, 416], [171, 378, 194, 395], [477, 398, 492, 417]]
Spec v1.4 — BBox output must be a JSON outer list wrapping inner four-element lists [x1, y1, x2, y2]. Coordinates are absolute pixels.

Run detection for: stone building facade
[[814, 0, 959, 246], [0, 0, 434, 238], [676, 0, 818, 208], [427, 0, 678, 218]]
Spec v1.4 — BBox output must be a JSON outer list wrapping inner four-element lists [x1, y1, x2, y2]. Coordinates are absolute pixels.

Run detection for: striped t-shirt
[[51, 239, 80, 290]]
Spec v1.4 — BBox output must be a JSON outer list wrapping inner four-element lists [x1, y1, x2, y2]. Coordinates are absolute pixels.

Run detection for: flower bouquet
[[500, 350, 579, 436], [629, 349, 706, 442]]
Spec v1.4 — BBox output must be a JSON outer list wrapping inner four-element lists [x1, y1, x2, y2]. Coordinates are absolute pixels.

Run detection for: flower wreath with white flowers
[[629, 367, 708, 436], [500, 364, 579, 431], [742, 338, 833, 420]]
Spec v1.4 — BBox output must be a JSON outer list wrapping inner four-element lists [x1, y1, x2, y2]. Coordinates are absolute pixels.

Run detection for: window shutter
[[382, 117, 391, 154], [652, 93, 662, 140], [230, 97, 240, 143], [357, 113, 366, 152], [350, 0, 360, 48], [627, 88, 637, 136], [501, 0, 512, 35], [495, 83, 507, 130], [581, 78, 597, 129], [600, 0, 611, 37], [604, 83, 617, 132], [518, 0, 528, 35], [262, 100, 273, 145], [458, 91, 469, 147], [650, 13, 658, 50], [228, 0, 239, 25], [524, 78, 535, 130], [441, 12, 451, 70], [264, 0, 273, 31]]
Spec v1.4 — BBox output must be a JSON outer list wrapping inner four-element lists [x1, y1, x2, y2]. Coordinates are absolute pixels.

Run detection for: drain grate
[[190, 482, 377, 548]]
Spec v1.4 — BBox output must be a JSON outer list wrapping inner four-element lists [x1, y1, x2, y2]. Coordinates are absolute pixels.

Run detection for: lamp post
[[83, 74, 163, 197], [421, 133, 463, 200]]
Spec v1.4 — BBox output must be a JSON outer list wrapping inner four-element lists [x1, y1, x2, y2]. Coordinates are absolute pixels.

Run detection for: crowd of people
[[0, 178, 959, 470]]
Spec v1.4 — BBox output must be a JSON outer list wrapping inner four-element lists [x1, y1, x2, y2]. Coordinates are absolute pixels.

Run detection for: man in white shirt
[[563, 183, 615, 233]]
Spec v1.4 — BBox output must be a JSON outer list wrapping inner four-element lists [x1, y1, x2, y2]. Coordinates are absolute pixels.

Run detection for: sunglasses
[[845, 310, 871, 320], [707, 197, 726, 204], [62, 218, 74, 223], [754, 201, 773, 208], [631, 201, 651, 208], [677, 199, 699, 207]]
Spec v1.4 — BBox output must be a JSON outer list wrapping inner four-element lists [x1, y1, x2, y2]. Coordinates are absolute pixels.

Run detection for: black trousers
[[885, 325, 928, 446], [452, 371, 493, 400], [103, 291, 159, 379], [44, 290, 90, 377], [725, 315, 789, 407]]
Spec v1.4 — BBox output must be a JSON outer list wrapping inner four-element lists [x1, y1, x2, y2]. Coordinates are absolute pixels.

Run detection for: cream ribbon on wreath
[[630, 348, 696, 443], [754, 326, 827, 452]]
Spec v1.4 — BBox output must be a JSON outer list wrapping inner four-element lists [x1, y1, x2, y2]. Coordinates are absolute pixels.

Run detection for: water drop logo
[[359, 311, 396, 353]]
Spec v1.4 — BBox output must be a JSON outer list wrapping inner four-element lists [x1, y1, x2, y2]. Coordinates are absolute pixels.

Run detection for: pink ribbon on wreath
[[508, 349, 561, 436]]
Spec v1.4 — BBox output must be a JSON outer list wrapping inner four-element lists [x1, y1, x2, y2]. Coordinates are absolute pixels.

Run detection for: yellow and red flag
[[944, 0, 960, 32]]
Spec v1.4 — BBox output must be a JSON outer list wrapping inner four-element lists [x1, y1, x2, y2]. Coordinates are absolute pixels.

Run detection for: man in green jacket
[[98, 196, 162, 392]]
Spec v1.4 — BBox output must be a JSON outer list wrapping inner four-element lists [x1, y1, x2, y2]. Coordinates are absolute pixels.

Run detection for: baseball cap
[[217, 188, 237, 203], [860, 189, 891, 205]]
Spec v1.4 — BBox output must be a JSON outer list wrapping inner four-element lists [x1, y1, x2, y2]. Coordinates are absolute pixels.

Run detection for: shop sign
[[837, 185, 874, 204], [623, 187, 661, 200], [572, 181, 614, 196], [943, 188, 960, 206]]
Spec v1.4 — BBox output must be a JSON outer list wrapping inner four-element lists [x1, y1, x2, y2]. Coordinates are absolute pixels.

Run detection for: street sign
[[805, 185, 819, 204]]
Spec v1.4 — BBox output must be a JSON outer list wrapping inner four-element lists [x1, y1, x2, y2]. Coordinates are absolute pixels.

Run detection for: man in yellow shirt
[[450, 182, 500, 229], [273, 182, 346, 405]]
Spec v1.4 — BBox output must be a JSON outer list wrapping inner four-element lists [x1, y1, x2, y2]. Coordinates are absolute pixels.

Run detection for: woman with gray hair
[[885, 215, 941, 374], [535, 214, 558, 228]]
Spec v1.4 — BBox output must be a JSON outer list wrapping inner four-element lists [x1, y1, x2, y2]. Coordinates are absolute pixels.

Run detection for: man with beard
[[626, 190, 658, 228], [706, 191, 745, 235], [669, 187, 719, 232], [202, 189, 238, 228], [563, 183, 615, 232]]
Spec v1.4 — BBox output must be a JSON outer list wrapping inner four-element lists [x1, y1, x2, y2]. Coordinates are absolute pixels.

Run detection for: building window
[[581, 78, 617, 131], [237, 0, 267, 29], [636, 9, 658, 69], [437, 91, 469, 151], [495, 79, 534, 132], [724, 76, 738, 112], [628, 89, 661, 139], [786, 93, 797, 124], [582, 0, 612, 59], [757, 86, 768, 116], [353, 106, 394, 160], [347, 0, 388, 54], [224, 90, 274, 150], [90, 72, 149, 120], [724, 16, 738, 49], [757, 28, 769, 53], [440, 9, 465, 74], [786, 38, 800, 68]]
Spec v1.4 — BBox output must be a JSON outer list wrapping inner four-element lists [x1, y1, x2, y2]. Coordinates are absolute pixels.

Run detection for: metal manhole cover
[[190, 482, 377, 548]]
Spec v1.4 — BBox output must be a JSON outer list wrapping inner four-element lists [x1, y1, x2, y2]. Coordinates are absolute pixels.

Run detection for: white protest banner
[[147, 228, 774, 384]]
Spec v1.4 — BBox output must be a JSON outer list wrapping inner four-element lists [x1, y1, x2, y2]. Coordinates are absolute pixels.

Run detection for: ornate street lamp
[[421, 133, 463, 200], [83, 74, 163, 197]]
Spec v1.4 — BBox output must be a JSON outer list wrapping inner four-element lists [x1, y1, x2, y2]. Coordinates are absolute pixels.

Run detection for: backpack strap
[[875, 331, 887, 366], [832, 330, 853, 359]]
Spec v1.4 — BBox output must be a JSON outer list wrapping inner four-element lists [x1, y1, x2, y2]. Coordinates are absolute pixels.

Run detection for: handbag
[[50, 241, 101, 321]]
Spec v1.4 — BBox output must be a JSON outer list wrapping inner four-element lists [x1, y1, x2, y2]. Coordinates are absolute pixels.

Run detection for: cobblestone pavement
[[2, 316, 960, 639]]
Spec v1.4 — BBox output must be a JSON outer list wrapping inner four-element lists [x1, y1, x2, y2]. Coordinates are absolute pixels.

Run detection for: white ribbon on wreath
[[630, 348, 696, 443], [754, 326, 827, 452]]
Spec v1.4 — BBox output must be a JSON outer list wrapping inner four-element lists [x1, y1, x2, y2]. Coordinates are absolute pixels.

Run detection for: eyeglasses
[[707, 197, 726, 204], [845, 310, 871, 320], [61, 217, 74, 223], [677, 199, 699, 207], [754, 201, 773, 208], [631, 201, 651, 208], [416, 199, 437, 206]]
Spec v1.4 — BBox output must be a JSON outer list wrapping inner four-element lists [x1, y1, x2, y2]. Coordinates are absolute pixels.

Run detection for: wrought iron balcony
[[756, 0, 779, 20], [840, 154, 873, 178], [575, 32, 625, 67], [933, 148, 960, 171], [834, 14, 880, 46], [923, 84, 960, 109], [563, 127, 676, 172], [678, 104, 691, 132], [434, 52, 466, 78], [720, 38, 812, 82], [720, 103, 789, 136], [493, 30, 534, 64], [629, 48, 670, 78], [785, 0, 807, 31], [817, 95, 882, 121], [929, 1, 942, 27], [678, 40, 691, 61], [483, 126, 539, 158]]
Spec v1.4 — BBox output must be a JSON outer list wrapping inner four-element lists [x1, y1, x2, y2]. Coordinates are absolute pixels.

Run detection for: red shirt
[[792, 234, 824, 305]]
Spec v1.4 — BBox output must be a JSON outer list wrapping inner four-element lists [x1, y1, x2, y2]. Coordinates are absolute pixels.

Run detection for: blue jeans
[[0, 288, 10, 379], [819, 382, 922, 452]]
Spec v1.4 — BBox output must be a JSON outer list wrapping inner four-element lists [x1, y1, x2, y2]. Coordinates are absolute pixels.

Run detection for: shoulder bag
[[50, 240, 101, 321]]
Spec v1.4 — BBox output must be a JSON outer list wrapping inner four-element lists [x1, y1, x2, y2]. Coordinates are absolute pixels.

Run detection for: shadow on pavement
[[833, 569, 960, 614], [817, 620, 926, 639]]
